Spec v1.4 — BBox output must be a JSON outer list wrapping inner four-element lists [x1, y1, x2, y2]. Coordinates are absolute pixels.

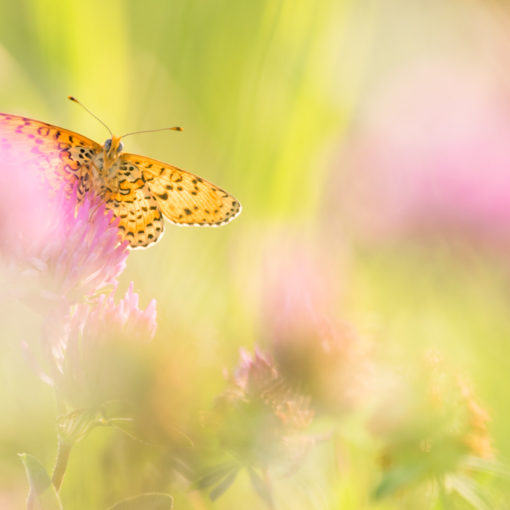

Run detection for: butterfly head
[[103, 136, 124, 162]]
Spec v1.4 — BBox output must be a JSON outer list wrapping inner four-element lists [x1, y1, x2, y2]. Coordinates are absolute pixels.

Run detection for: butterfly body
[[0, 113, 241, 248]]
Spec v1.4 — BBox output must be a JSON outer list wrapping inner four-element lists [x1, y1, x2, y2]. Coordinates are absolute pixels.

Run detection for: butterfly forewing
[[121, 153, 242, 227], [0, 113, 100, 193]]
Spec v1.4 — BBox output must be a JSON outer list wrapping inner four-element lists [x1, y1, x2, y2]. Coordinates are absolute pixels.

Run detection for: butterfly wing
[[0, 113, 101, 193], [0, 113, 241, 249], [102, 187, 166, 249], [120, 153, 241, 227]]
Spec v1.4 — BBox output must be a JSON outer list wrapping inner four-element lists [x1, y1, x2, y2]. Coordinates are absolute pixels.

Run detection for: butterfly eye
[[104, 139, 112, 151], [118, 141, 124, 153]]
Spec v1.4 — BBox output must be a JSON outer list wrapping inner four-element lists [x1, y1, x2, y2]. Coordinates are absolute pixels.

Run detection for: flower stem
[[51, 436, 73, 492]]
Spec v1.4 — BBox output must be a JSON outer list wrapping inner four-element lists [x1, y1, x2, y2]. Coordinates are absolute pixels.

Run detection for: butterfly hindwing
[[102, 187, 165, 248]]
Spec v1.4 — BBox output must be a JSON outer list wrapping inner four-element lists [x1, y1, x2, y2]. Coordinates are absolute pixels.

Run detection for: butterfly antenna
[[68, 96, 113, 137], [121, 126, 183, 138]]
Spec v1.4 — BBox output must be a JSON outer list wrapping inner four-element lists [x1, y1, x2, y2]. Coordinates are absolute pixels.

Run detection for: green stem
[[51, 436, 73, 492], [26, 489, 36, 510]]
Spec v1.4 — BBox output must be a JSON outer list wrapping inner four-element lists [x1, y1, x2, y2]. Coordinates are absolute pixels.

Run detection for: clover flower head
[[50, 283, 157, 409], [0, 146, 129, 308], [215, 348, 314, 467], [35, 187, 129, 304]]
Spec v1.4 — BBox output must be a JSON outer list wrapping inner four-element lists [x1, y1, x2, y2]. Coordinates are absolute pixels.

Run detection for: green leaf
[[209, 468, 240, 501], [373, 464, 428, 499], [194, 463, 238, 490], [248, 468, 274, 509], [107, 493, 173, 510], [19, 453, 63, 510]]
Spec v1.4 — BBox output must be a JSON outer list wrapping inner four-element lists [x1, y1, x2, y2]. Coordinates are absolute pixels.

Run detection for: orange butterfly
[[0, 98, 241, 248]]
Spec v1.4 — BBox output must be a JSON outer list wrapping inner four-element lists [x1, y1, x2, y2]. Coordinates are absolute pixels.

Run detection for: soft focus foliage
[[2, 1, 510, 509], [371, 351, 494, 501]]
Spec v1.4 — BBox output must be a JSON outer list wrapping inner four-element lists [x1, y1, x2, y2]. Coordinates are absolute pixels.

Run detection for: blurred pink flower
[[260, 240, 373, 414], [200, 348, 314, 502], [232, 348, 314, 430], [339, 60, 510, 248], [233, 347, 278, 394]]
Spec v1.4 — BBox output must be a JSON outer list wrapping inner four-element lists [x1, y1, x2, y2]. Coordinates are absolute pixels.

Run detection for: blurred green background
[[2, 0, 510, 508]]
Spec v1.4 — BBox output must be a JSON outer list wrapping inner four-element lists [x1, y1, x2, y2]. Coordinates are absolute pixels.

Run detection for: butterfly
[[0, 99, 241, 248]]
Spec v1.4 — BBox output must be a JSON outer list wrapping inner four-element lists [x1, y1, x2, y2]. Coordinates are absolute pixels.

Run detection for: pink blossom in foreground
[[53, 283, 157, 408], [338, 60, 510, 248], [1, 140, 155, 410], [71, 282, 157, 342], [0, 145, 57, 256], [0, 144, 128, 307], [29, 188, 129, 305]]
